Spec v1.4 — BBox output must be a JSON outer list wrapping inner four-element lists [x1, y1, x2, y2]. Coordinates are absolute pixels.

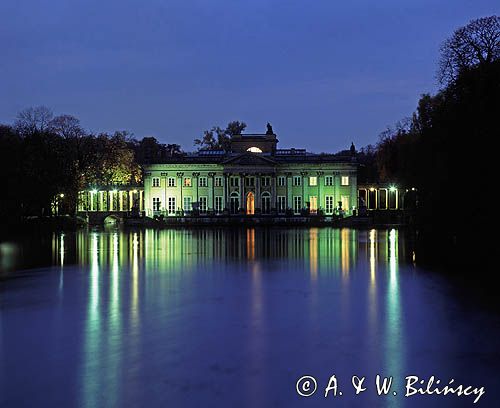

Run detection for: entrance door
[[246, 192, 255, 215], [309, 196, 318, 214]]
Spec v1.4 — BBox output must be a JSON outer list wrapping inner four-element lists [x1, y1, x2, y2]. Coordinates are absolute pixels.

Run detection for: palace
[[143, 126, 358, 217]]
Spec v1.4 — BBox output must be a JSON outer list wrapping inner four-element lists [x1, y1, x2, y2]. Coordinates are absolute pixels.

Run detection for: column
[[239, 173, 244, 212], [286, 172, 292, 209], [350, 173, 356, 213], [334, 172, 340, 211], [225, 174, 229, 210], [208, 172, 215, 211], [119, 191, 124, 212], [271, 174, 276, 211], [317, 171, 323, 212], [223, 173, 228, 210], [255, 173, 260, 210], [177, 172, 184, 213], [301, 171, 308, 210]]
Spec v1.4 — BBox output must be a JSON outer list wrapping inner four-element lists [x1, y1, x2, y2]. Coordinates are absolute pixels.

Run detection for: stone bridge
[[77, 211, 129, 225]]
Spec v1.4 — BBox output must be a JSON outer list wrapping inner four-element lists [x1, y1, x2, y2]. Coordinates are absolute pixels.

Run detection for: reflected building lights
[[247, 229, 255, 261], [131, 232, 140, 327], [81, 232, 101, 408], [341, 228, 350, 278], [385, 228, 403, 406], [309, 228, 318, 280]]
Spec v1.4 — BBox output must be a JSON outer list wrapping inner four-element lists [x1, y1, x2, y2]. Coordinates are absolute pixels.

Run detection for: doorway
[[246, 192, 255, 215]]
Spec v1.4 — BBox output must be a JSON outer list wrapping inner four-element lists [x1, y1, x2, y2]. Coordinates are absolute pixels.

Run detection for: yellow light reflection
[[247, 228, 255, 261], [341, 228, 350, 278], [309, 228, 318, 281]]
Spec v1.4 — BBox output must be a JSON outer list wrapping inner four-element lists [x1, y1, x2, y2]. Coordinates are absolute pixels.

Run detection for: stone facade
[[143, 132, 358, 217]]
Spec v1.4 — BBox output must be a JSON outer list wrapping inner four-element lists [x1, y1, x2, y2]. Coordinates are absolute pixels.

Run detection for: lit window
[[309, 176, 317, 186], [152, 197, 161, 211], [325, 196, 334, 214], [167, 197, 176, 214], [168, 177, 176, 187], [152, 177, 160, 187], [184, 178, 192, 187], [247, 147, 262, 153], [341, 176, 349, 186]]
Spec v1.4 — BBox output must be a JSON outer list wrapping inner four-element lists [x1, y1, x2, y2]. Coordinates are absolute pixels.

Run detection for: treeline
[[0, 107, 178, 222], [365, 16, 499, 261]]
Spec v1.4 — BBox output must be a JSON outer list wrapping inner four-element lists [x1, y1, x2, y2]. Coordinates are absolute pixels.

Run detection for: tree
[[166, 143, 182, 156], [438, 15, 500, 85], [14, 106, 53, 136], [49, 114, 85, 139], [194, 120, 247, 151]]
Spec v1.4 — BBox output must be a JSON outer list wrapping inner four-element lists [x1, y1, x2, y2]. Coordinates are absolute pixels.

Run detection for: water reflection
[[6, 227, 483, 408]]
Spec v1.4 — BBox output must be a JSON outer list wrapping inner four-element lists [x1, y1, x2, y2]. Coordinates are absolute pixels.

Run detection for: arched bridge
[[77, 211, 129, 225]]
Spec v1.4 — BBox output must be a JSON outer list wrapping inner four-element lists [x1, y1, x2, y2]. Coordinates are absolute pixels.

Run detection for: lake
[[0, 227, 498, 407]]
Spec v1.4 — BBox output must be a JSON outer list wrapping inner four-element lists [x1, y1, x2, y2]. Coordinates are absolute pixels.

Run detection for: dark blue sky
[[1, 1, 498, 152]]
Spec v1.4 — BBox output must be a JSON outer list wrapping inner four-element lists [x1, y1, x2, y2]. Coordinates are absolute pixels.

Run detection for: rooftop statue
[[266, 122, 274, 135]]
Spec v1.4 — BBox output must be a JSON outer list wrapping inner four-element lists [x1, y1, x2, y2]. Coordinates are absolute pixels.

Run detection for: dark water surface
[[0, 228, 499, 407]]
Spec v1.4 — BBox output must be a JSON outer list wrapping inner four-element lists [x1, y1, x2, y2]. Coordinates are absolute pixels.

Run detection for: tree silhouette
[[438, 15, 500, 85]]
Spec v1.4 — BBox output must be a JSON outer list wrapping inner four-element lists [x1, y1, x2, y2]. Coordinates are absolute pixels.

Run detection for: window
[[245, 177, 255, 187], [215, 196, 223, 213], [230, 177, 239, 187], [309, 176, 317, 186], [293, 196, 302, 214], [199, 196, 207, 213], [199, 177, 207, 187], [152, 177, 160, 187], [167, 197, 176, 214], [184, 178, 192, 187], [230, 192, 239, 214], [341, 176, 349, 186], [152, 197, 161, 211], [261, 192, 271, 214], [325, 176, 334, 186], [278, 176, 286, 187], [183, 196, 192, 212], [293, 176, 301, 186], [325, 196, 334, 214], [247, 147, 262, 153], [168, 177, 176, 187], [215, 177, 222, 187], [261, 176, 271, 187], [277, 196, 286, 213]]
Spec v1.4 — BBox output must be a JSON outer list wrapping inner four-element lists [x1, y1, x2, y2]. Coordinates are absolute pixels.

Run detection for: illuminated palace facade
[[143, 131, 358, 217]]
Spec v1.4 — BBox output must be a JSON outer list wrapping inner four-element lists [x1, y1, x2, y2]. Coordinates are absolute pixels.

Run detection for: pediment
[[222, 153, 277, 166]]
